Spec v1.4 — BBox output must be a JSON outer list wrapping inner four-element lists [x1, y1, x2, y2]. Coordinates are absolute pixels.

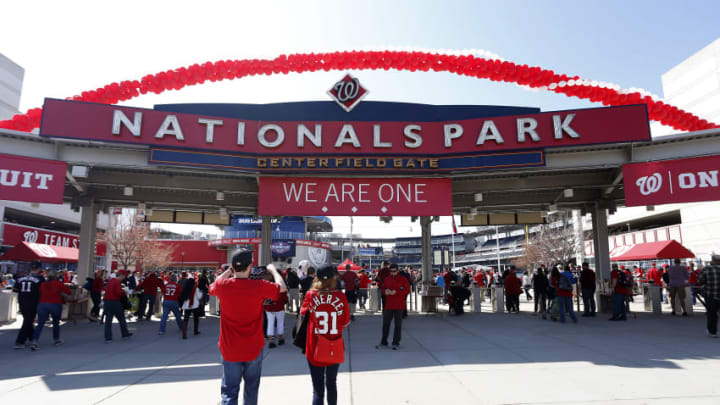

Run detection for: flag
[[451, 215, 458, 234]]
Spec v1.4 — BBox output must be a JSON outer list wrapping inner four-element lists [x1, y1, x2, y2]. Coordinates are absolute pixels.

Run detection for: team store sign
[[623, 154, 720, 206], [258, 177, 452, 216]]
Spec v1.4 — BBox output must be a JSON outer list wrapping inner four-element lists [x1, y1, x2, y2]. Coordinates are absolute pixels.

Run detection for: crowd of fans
[[6, 252, 720, 403]]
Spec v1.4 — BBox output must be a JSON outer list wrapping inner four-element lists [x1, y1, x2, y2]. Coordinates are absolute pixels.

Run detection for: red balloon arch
[[0, 50, 716, 133]]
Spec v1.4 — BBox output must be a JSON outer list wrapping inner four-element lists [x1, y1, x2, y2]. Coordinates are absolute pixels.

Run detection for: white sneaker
[[54, 340, 64, 346]]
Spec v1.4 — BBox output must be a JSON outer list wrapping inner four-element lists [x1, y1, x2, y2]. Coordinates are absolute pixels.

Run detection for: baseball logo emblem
[[636, 173, 662, 196], [327, 74, 368, 112]]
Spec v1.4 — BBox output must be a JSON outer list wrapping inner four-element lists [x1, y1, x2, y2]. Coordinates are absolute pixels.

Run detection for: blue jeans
[[33, 303, 62, 342], [308, 360, 339, 405], [612, 292, 627, 319], [557, 296, 577, 322], [104, 300, 130, 341], [221, 351, 263, 405], [159, 300, 182, 333], [582, 289, 596, 314]]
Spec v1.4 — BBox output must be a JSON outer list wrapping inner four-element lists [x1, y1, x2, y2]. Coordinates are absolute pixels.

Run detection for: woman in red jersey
[[300, 265, 350, 405]]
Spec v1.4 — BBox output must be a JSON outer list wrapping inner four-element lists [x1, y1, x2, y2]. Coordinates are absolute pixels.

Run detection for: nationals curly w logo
[[635, 173, 663, 196], [328, 74, 368, 112]]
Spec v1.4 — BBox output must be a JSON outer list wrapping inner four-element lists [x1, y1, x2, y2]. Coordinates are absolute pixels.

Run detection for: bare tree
[[136, 235, 175, 273], [100, 217, 148, 271], [519, 212, 578, 268]]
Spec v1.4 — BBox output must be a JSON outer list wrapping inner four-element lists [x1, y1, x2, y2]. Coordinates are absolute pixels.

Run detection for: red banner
[[258, 177, 452, 216], [1, 222, 106, 256], [0, 153, 67, 204], [40, 99, 650, 156], [623, 155, 720, 206]]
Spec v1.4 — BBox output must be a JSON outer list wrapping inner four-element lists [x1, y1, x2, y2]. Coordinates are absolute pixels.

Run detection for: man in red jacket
[[137, 272, 163, 320], [103, 270, 133, 342], [376, 264, 410, 350]]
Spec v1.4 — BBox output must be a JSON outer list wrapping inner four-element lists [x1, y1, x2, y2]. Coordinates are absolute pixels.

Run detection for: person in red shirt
[[609, 264, 630, 321], [377, 264, 410, 350], [374, 261, 391, 310], [158, 274, 183, 335], [209, 250, 286, 405], [504, 267, 522, 313], [30, 270, 71, 350], [647, 263, 663, 287], [90, 270, 106, 321], [341, 265, 359, 320], [103, 270, 133, 342], [264, 290, 288, 348], [688, 262, 701, 306], [301, 265, 350, 405], [357, 269, 371, 310], [137, 272, 163, 320], [473, 270, 485, 287]]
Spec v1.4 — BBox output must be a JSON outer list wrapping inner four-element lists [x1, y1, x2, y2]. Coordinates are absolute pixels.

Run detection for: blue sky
[[2, 0, 718, 238]]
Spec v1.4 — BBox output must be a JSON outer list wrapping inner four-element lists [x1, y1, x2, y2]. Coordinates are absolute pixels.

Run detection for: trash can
[[492, 286, 504, 313], [684, 286, 694, 314], [471, 287, 483, 312], [648, 285, 662, 314], [209, 295, 220, 315], [0, 290, 18, 323], [368, 287, 380, 312]]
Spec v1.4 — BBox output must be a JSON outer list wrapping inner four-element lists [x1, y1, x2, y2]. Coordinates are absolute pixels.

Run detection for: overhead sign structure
[[258, 177, 452, 216], [623, 154, 720, 207], [39, 98, 650, 174], [0, 153, 67, 204]]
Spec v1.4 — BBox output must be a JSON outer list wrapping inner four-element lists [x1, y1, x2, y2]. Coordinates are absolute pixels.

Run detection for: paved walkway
[[1, 304, 719, 404]]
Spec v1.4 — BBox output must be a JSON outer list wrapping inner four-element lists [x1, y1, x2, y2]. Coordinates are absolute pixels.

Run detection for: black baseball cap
[[317, 265, 335, 280], [30, 261, 42, 270], [389, 264, 399, 270], [231, 249, 253, 271]]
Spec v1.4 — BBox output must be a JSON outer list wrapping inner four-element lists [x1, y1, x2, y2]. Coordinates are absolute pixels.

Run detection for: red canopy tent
[[610, 240, 695, 261], [1, 242, 79, 263], [336, 259, 362, 271]]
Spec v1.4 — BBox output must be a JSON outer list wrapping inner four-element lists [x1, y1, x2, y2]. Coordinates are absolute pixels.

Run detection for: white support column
[[260, 216, 272, 265], [591, 204, 611, 313], [77, 202, 98, 281], [573, 209, 585, 265], [591, 205, 611, 285], [420, 216, 435, 312]]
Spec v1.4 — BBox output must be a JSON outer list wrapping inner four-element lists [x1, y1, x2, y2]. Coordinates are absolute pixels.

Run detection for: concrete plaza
[[1, 304, 719, 405]]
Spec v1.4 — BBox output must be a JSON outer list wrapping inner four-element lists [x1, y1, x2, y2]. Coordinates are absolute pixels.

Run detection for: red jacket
[[473, 272, 485, 286], [301, 289, 350, 367], [162, 281, 182, 301], [139, 274, 163, 296], [504, 274, 522, 295], [91, 276, 104, 293], [264, 291, 288, 312], [39, 280, 71, 304], [381, 275, 410, 310], [647, 267, 663, 287], [357, 274, 371, 289], [104, 278, 125, 301]]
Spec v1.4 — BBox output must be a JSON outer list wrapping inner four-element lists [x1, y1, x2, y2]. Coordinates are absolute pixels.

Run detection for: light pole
[[181, 251, 185, 271]]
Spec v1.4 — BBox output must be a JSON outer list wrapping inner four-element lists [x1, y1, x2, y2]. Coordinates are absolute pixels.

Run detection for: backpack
[[617, 271, 633, 288], [82, 278, 93, 292], [558, 274, 572, 291]]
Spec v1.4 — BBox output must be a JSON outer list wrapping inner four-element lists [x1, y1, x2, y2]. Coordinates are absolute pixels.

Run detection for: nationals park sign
[[39, 99, 650, 174], [37, 75, 651, 216]]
